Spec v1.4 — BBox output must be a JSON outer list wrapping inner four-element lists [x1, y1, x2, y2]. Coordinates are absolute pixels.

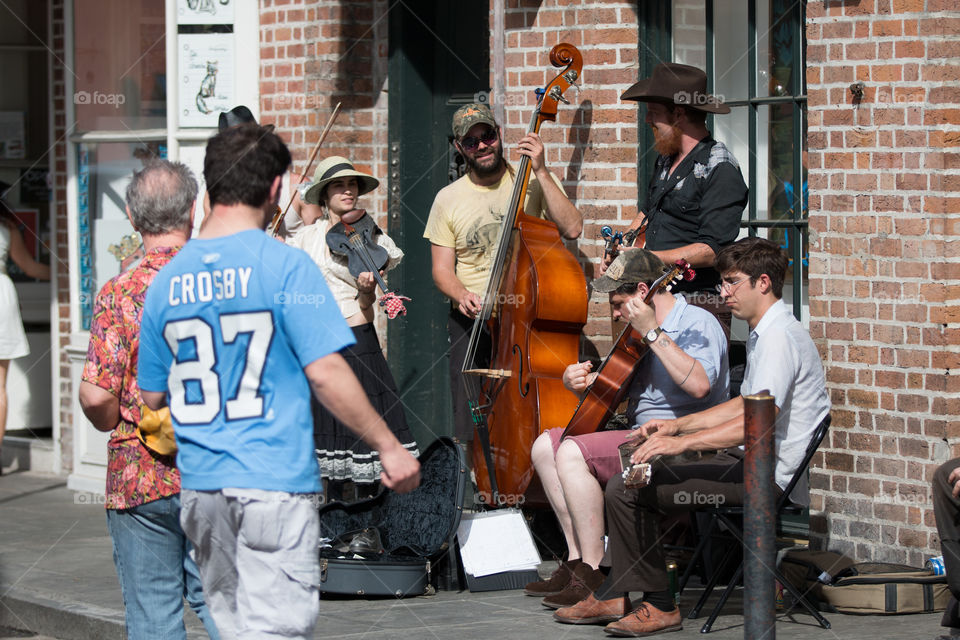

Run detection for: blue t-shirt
[[138, 229, 355, 493], [628, 294, 729, 425]]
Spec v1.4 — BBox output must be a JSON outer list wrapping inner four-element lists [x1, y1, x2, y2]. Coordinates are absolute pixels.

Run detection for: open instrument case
[[317, 437, 466, 597]]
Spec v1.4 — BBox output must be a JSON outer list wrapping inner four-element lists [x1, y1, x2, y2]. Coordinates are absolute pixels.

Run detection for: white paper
[[178, 33, 235, 127], [456, 509, 541, 578]]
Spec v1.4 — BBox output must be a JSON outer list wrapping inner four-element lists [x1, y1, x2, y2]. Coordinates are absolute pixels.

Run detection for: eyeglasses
[[458, 128, 498, 152], [715, 276, 750, 295]]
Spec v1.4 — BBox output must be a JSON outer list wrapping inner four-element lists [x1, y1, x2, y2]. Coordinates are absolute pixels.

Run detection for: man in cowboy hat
[[423, 102, 583, 451], [612, 62, 748, 332]]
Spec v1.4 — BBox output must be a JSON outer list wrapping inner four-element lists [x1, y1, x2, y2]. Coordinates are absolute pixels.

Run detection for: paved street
[[0, 471, 948, 639]]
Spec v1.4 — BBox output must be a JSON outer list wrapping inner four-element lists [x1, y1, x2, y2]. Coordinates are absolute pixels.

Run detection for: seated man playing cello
[[526, 248, 729, 608]]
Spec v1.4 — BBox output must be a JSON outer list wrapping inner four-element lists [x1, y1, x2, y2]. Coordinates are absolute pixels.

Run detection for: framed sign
[[178, 32, 235, 127]]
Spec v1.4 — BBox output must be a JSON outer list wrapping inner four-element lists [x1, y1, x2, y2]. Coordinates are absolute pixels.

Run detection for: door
[[387, 0, 489, 449]]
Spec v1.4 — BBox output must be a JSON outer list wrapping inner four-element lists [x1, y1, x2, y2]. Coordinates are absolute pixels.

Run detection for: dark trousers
[[933, 458, 960, 598], [447, 310, 490, 446], [604, 451, 745, 593]]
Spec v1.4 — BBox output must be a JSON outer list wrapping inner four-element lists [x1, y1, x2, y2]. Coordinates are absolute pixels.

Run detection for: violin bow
[[268, 101, 343, 237]]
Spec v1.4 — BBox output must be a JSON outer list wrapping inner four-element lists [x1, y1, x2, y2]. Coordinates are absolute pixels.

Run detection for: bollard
[[744, 392, 776, 640]]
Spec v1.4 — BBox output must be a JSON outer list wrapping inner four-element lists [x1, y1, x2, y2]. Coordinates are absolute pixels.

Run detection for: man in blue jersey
[[138, 123, 420, 640]]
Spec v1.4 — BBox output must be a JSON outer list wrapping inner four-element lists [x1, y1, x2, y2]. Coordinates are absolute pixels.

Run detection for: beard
[[463, 144, 505, 177], [652, 123, 683, 157]]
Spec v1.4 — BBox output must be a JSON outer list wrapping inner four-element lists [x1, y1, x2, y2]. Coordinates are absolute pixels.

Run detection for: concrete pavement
[[0, 470, 948, 639]]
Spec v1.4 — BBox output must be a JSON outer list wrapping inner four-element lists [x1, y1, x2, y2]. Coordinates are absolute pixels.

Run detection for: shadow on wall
[[306, 2, 387, 115]]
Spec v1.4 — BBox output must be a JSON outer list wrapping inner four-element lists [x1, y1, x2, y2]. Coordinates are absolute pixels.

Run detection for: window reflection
[[77, 141, 164, 329], [73, 0, 166, 131]]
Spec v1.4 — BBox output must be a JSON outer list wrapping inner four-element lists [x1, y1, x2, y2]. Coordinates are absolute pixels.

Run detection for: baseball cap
[[452, 103, 498, 139], [592, 249, 667, 293]]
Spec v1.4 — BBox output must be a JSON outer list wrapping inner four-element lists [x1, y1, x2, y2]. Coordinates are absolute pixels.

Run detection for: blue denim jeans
[[106, 494, 220, 640]]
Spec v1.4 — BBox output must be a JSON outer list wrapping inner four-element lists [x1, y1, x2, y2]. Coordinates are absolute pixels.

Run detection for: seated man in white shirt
[[552, 236, 830, 637]]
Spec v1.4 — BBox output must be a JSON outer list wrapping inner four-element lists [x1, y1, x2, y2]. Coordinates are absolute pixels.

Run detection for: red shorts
[[546, 426, 633, 488]]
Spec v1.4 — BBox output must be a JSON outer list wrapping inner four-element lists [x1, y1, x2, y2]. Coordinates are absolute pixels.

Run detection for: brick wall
[[806, 1, 960, 564], [52, 0, 71, 473], [259, 0, 389, 229], [499, 1, 644, 355]]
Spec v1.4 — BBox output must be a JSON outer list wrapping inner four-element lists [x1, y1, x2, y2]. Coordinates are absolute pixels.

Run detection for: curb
[[0, 587, 124, 640]]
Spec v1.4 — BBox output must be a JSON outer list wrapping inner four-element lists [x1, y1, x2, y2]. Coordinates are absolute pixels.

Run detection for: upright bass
[[462, 43, 588, 506]]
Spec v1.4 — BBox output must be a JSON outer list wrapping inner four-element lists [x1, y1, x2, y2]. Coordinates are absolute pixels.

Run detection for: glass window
[[73, 0, 166, 131], [76, 141, 166, 327], [676, 0, 807, 323]]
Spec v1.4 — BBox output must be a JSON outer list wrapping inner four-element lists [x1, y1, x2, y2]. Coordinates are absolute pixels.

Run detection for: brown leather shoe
[[524, 559, 580, 597], [553, 593, 631, 625], [541, 563, 605, 609], [604, 602, 682, 637]]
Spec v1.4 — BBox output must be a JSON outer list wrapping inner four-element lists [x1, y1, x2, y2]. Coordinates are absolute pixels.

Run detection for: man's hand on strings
[[562, 361, 596, 393], [517, 132, 547, 173], [458, 291, 483, 319]]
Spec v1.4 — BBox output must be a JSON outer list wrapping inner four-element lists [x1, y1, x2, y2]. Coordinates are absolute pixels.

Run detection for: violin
[[325, 209, 390, 281], [325, 209, 411, 319]]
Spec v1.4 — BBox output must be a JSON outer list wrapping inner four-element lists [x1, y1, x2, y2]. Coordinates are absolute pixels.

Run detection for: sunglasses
[[458, 128, 498, 152]]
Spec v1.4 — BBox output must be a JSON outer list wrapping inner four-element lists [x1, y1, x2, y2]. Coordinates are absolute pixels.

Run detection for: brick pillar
[[806, 1, 960, 564]]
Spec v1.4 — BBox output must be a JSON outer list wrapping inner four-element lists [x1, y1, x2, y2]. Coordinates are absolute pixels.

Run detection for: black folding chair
[[677, 413, 832, 633]]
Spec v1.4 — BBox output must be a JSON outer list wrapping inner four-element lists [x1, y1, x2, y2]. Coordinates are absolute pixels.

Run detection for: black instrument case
[[317, 437, 466, 597]]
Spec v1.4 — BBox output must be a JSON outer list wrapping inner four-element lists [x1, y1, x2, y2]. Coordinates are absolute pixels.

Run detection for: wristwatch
[[642, 327, 663, 345]]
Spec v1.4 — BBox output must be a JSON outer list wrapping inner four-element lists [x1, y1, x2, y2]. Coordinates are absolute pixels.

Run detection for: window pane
[[77, 141, 165, 328], [712, 0, 749, 102], [73, 0, 166, 131], [758, 0, 801, 99], [673, 0, 706, 69]]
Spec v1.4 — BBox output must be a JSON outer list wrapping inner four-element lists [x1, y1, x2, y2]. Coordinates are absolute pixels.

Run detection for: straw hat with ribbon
[[303, 156, 379, 206]]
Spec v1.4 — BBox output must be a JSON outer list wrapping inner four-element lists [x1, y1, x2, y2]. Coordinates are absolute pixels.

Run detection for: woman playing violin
[[289, 156, 419, 499]]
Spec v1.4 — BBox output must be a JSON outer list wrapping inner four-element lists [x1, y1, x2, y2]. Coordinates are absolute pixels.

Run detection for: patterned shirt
[[82, 247, 181, 510], [643, 137, 748, 293]]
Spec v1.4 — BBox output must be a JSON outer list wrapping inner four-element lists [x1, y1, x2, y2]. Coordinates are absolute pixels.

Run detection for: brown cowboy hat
[[621, 62, 730, 114]]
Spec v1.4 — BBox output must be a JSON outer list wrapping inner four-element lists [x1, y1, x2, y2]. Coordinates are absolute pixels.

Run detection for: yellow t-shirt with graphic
[[423, 168, 563, 295]]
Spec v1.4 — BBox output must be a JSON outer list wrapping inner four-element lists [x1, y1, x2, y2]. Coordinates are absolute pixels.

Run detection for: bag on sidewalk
[[781, 549, 950, 615]]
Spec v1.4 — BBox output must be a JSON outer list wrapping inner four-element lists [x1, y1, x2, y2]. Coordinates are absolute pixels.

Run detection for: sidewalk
[[0, 470, 948, 639]]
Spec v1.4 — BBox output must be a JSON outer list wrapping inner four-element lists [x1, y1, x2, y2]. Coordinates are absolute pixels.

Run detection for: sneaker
[[541, 563, 604, 609], [525, 559, 581, 597], [604, 602, 682, 637], [553, 593, 631, 625]]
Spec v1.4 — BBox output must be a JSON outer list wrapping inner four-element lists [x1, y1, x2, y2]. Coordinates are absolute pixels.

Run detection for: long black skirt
[[313, 323, 419, 484]]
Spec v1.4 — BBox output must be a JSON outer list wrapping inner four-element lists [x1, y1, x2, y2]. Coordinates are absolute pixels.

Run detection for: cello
[[462, 43, 588, 506]]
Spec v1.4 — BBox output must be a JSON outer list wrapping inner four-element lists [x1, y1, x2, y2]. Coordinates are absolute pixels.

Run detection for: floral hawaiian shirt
[[82, 246, 181, 510]]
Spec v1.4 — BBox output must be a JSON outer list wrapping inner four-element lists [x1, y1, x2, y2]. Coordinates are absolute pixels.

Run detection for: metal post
[[744, 392, 776, 640]]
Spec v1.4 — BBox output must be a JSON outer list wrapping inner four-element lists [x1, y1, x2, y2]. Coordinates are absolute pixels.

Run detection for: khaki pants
[[180, 489, 320, 640]]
